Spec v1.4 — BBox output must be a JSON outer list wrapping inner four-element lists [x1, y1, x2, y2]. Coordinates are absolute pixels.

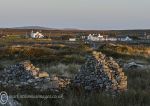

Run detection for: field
[[0, 35, 150, 106]]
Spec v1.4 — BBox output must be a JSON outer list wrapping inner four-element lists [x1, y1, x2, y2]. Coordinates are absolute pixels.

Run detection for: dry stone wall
[[0, 60, 70, 92], [73, 51, 127, 94]]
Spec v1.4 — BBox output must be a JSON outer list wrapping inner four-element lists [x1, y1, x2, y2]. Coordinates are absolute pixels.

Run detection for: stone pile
[[73, 51, 127, 94], [0, 60, 49, 84], [0, 60, 70, 92]]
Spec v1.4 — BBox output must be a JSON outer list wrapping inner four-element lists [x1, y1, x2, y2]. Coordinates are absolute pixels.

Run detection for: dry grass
[[1, 37, 150, 106], [39, 63, 81, 78], [100, 43, 150, 58]]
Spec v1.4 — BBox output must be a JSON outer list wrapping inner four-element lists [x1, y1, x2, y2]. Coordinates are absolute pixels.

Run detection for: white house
[[31, 31, 44, 38], [117, 36, 132, 41], [87, 34, 105, 41]]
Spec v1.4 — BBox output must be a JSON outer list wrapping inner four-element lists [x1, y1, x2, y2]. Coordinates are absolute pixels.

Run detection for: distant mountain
[[11, 26, 58, 30], [62, 28, 80, 30], [9, 26, 81, 31]]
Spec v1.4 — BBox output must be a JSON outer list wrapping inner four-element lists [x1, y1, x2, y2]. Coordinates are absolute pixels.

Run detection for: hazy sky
[[0, 0, 150, 29]]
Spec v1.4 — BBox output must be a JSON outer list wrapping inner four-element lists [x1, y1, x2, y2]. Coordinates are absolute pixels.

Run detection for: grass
[[0, 35, 51, 46], [1, 59, 150, 106], [0, 45, 86, 64], [0, 36, 150, 106], [98, 44, 150, 63], [99, 43, 150, 59], [0, 36, 89, 64], [39, 63, 81, 78]]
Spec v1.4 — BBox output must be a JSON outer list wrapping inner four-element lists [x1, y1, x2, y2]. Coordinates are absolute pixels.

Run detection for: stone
[[35, 68, 40, 71], [27, 79, 36, 83], [32, 70, 38, 76], [85, 86, 92, 90], [38, 72, 49, 78]]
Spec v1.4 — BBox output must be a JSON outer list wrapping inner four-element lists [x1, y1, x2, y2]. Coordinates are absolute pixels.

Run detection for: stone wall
[[73, 51, 127, 94], [0, 60, 70, 92]]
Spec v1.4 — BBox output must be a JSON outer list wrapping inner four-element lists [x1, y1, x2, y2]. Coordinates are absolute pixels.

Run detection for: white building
[[31, 31, 44, 38], [87, 34, 105, 41], [106, 37, 117, 41], [117, 36, 132, 41], [87, 34, 117, 41], [69, 38, 76, 41]]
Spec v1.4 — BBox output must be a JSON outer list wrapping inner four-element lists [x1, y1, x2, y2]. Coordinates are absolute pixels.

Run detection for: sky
[[0, 0, 150, 30]]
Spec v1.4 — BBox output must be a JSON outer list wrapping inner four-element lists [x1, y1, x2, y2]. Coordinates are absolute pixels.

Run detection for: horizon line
[[0, 26, 150, 31]]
